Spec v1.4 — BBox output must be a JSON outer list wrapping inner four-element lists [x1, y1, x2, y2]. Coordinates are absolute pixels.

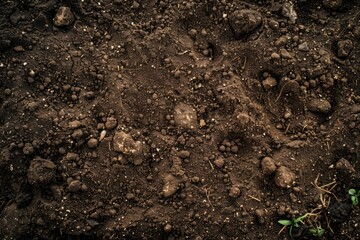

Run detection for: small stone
[[164, 224, 172, 232], [113, 131, 147, 165], [53, 6, 75, 27], [199, 119, 206, 128], [274, 166, 295, 188], [262, 77, 277, 91], [179, 150, 190, 159], [279, 48, 293, 59], [105, 117, 117, 130], [229, 186, 241, 198], [307, 99, 331, 114], [28, 157, 56, 184], [68, 180, 82, 192], [87, 138, 98, 148], [13, 46, 25, 52], [229, 9, 263, 38], [335, 158, 355, 174], [68, 120, 83, 129], [270, 52, 280, 59], [162, 174, 181, 197], [298, 42, 309, 52], [214, 157, 225, 168], [261, 157, 277, 175], [132, 1, 140, 9], [174, 103, 198, 129], [336, 39, 353, 58]]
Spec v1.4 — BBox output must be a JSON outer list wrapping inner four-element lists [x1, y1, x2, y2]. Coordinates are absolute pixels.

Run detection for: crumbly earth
[[0, 0, 360, 239]]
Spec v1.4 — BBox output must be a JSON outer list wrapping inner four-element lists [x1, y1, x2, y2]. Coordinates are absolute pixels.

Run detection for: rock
[[53, 7, 75, 27], [162, 174, 181, 197], [279, 48, 293, 59], [174, 103, 198, 129], [255, 209, 266, 224], [274, 36, 290, 47], [261, 157, 277, 175], [274, 166, 295, 188], [282, 1, 297, 23], [105, 117, 118, 130], [179, 150, 190, 159], [87, 138, 98, 148], [68, 180, 82, 192], [28, 157, 56, 184], [262, 77, 277, 91], [307, 99, 331, 114], [229, 186, 241, 198], [298, 42, 309, 52], [214, 157, 225, 168], [271, 52, 281, 59], [113, 131, 147, 165], [164, 224, 172, 232], [323, 0, 343, 9], [229, 9, 262, 38], [68, 120, 83, 129], [335, 158, 355, 174], [337, 40, 353, 58]]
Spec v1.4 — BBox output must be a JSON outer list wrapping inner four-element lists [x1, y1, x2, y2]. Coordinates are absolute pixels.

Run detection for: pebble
[[68, 180, 82, 192], [270, 52, 280, 59], [53, 7, 75, 27], [87, 138, 99, 148], [307, 99, 331, 114], [105, 117, 118, 130], [162, 174, 181, 197], [23, 143, 34, 155], [113, 131, 146, 165], [174, 103, 198, 129], [179, 150, 190, 159], [274, 166, 295, 188], [262, 77, 277, 91], [261, 157, 277, 175], [214, 157, 225, 168], [27, 157, 56, 184], [279, 48, 293, 59], [229, 9, 262, 38], [68, 120, 83, 129], [229, 186, 241, 198], [164, 224, 172, 232], [298, 42, 309, 52]]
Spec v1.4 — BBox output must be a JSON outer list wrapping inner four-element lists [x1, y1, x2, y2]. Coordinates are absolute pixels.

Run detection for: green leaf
[[310, 227, 325, 237], [294, 213, 309, 223], [349, 189, 357, 195], [278, 220, 292, 226], [352, 197, 359, 206]]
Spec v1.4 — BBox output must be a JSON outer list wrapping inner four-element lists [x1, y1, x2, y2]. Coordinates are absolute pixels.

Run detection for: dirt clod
[[307, 99, 332, 113], [261, 157, 277, 176], [229, 186, 241, 198], [229, 9, 262, 38], [28, 157, 56, 185], [274, 166, 295, 188]]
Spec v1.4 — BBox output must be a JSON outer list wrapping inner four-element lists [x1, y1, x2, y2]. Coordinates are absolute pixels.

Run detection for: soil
[[1, 0, 360, 239]]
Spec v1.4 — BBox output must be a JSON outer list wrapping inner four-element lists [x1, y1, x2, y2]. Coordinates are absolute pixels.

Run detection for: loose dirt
[[1, 0, 360, 239]]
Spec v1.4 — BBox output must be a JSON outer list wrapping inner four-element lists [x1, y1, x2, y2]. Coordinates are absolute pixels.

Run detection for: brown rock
[[229, 9, 262, 38], [54, 7, 75, 27], [68, 180, 82, 192], [229, 186, 241, 198], [307, 99, 331, 114], [87, 138, 99, 148], [105, 117, 118, 130], [335, 158, 355, 174], [274, 166, 295, 188], [337, 39, 353, 58], [174, 103, 198, 129], [261, 157, 277, 175], [262, 77, 277, 91]]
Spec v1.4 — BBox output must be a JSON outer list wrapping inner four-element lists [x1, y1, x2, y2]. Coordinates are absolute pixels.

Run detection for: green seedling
[[309, 226, 325, 237], [278, 213, 309, 237], [349, 189, 360, 206]]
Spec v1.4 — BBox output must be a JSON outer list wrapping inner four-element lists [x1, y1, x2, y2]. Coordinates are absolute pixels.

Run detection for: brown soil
[[1, 0, 360, 239]]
